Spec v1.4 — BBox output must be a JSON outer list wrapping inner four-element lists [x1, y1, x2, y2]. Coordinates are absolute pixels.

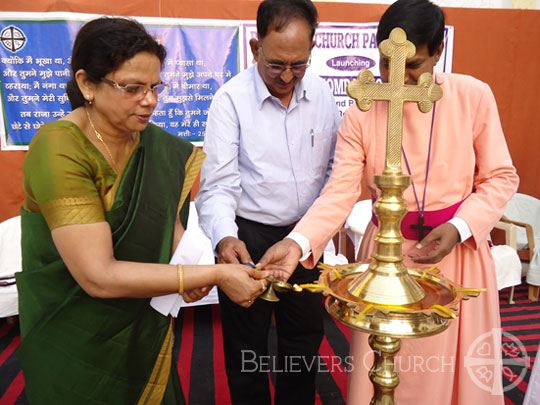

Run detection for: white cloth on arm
[[150, 203, 218, 316]]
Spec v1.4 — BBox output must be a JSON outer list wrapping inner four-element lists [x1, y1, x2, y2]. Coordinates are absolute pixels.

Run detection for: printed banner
[[0, 12, 453, 150], [0, 13, 240, 149], [243, 22, 454, 117]]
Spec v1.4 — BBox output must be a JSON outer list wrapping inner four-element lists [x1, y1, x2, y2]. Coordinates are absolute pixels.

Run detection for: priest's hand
[[182, 286, 211, 303], [408, 222, 460, 264], [257, 239, 302, 282], [217, 236, 253, 265]]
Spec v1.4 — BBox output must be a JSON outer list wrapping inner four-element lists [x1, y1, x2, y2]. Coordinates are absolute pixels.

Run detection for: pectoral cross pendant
[[410, 215, 433, 241]]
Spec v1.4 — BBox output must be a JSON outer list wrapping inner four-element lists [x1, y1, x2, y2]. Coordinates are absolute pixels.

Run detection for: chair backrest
[[505, 193, 540, 249], [0, 216, 22, 278], [492, 221, 518, 250]]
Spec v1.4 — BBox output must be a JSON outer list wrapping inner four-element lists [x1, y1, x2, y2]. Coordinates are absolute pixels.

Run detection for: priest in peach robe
[[259, 0, 519, 403]]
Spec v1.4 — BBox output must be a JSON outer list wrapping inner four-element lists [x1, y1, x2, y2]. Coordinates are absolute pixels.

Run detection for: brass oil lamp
[[297, 28, 483, 404]]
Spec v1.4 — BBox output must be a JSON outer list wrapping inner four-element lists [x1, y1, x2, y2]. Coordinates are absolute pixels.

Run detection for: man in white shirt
[[195, 0, 340, 403]]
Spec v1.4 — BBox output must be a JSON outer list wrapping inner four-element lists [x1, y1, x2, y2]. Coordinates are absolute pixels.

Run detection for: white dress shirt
[[195, 64, 341, 249]]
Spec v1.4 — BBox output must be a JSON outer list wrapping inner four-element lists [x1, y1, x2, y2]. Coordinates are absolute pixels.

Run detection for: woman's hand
[[182, 286, 211, 303], [216, 264, 269, 307]]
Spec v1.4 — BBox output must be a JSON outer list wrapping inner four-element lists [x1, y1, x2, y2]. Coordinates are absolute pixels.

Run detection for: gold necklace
[[85, 107, 118, 172]]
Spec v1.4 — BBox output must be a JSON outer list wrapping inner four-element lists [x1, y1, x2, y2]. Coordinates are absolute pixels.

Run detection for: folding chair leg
[[529, 285, 540, 301], [508, 286, 516, 304]]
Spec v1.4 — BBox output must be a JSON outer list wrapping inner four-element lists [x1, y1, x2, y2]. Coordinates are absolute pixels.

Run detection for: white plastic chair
[[499, 193, 540, 301], [491, 220, 522, 304], [0, 216, 22, 318]]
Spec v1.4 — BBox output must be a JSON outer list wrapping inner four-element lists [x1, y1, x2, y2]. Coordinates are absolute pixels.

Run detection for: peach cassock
[[294, 72, 519, 404]]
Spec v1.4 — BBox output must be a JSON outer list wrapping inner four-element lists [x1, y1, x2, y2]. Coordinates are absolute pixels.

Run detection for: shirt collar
[[253, 64, 310, 110]]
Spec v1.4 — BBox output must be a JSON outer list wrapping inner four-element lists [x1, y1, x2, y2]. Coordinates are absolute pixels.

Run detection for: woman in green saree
[[16, 17, 268, 404]]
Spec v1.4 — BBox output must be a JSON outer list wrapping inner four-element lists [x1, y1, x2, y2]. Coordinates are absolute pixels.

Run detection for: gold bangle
[[177, 264, 184, 295]]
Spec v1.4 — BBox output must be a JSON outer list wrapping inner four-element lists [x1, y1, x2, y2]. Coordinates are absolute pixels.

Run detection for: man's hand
[[257, 238, 303, 282], [217, 236, 252, 264], [408, 222, 460, 264]]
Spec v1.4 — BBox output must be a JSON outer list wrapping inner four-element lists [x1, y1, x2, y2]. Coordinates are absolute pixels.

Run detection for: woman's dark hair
[[256, 0, 318, 40], [376, 0, 445, 56], [66, 17, 166, 109]]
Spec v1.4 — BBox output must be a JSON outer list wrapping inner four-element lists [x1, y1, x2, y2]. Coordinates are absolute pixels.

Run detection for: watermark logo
[[465, 328, 530, 394], [360, 350, 455, 374], [241, 351, 353, 373], [1, 26, 26, 53]]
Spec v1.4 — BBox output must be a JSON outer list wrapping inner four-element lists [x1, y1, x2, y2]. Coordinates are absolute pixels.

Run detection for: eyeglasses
[[101, 77, 169, 100], [259, 46, 310, 76]]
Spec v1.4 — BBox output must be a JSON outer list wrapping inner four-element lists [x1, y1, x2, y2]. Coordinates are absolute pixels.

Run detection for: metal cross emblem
[[347, 27, 442, 176], [411, 215, 433, 241]]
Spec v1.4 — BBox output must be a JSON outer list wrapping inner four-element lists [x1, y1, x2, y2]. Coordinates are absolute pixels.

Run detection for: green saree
[[16, 121, 203, 404]]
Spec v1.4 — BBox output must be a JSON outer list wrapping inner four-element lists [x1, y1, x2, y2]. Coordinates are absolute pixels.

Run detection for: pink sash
[[371, 199, 465, 241]]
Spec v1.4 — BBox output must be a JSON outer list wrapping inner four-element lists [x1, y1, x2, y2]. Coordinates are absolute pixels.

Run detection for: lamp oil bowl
[[317, 262, 483, 339]]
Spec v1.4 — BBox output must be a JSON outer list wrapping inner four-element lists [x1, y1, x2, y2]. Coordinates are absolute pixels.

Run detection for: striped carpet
[[0, 282, 538, 404], [499, 284, 540, 405]]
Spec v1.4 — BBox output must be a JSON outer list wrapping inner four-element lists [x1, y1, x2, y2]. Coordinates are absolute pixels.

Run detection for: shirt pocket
[[310, 126, 335, 181]]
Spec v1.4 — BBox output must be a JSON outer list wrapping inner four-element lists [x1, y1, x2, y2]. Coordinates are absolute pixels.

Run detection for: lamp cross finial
[[347, 27, 442, 175]]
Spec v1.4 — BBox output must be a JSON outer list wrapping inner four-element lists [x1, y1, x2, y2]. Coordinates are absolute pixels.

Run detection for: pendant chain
[[402, 100, 437, 241], [402, 101, 437, 217], [85, 107, 118, 173]]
